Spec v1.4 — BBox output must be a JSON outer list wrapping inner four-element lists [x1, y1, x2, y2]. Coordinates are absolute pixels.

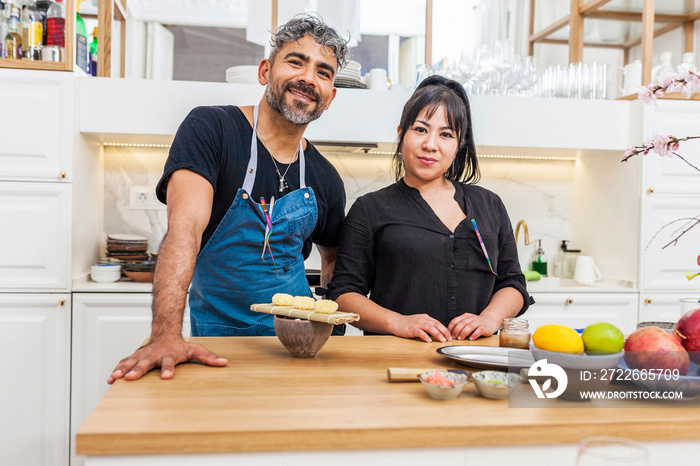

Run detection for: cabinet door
[[526, 293, 638, 334], [0, 293, 70, 466], [71, 293, 190, 466], [0, 69, 73, 181], [639, 293, 700, 323], [640, 196, 700, 291], [643, 101, 700, 195], [0, 182, 71, 291]]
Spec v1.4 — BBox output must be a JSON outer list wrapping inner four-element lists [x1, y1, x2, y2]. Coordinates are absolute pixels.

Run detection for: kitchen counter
[[525, 277, 637, 293], [76, 335, 700, 465]]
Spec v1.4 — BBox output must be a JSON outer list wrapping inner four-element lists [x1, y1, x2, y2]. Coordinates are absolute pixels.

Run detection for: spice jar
[[499, 318, 530, 349]]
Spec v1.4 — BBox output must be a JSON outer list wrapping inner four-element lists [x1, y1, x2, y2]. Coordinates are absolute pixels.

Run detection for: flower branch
[[637, 64, 700, 104]]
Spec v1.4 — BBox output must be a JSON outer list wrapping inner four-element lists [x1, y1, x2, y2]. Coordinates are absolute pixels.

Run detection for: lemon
[[582, 322, 624, 353], [532, 324, 584, 353]]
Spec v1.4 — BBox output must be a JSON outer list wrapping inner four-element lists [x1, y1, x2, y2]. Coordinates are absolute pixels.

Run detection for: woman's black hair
[[392, 75, 480, 184]]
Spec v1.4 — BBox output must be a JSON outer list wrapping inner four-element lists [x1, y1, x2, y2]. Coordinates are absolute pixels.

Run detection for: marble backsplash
[[104, 147, 574, 272]]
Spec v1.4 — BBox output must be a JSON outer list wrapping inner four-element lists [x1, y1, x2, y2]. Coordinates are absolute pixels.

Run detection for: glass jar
[[499, 318, 530, 349]]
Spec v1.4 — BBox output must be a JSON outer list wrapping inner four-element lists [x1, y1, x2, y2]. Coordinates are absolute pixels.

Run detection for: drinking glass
[[473, 44, 495, 94], [591, 62, 607, 99], [414, 64, 431, 89], [576, 436, 649, 466], [569, 62, 584, 99], [680, 298, 700, 319], [459, 47, 478, 90]]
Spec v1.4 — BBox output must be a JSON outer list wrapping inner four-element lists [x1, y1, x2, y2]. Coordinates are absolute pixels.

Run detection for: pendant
[[278, 176, 288, 193]]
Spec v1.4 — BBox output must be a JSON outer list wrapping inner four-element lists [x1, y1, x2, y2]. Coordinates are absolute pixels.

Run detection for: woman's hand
[[448, 313, 502, 341], [390, 313, 452, 343]]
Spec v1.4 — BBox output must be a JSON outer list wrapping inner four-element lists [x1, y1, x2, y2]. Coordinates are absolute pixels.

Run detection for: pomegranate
[[676, 308, 700, 364], [624, 326, 689, 375]]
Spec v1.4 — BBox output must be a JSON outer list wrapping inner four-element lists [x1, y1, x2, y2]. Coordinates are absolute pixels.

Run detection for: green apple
[[582, 322, 624, 353]]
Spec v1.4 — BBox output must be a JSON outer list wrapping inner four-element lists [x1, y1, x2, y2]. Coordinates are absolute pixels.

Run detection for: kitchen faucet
[[514, 220, 530, 246]]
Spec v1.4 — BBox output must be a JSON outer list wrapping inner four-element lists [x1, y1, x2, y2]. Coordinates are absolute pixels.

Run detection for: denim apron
[[188, 105, 318, 336]]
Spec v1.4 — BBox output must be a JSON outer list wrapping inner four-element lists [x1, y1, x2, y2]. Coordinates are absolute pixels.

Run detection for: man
[[109, 16, 349, 384]]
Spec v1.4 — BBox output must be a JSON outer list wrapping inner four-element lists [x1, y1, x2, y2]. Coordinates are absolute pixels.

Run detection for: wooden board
[[76, 335, 700, 456], [250, 303, 359, 324]]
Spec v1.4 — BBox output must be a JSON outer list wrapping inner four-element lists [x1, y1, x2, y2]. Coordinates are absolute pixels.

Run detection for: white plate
[[437, 345, 535, 370]]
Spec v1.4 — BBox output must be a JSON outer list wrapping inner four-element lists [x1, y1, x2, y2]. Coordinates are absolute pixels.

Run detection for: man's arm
[[317, 245, 337, 288], [108, 169, 228, 383]]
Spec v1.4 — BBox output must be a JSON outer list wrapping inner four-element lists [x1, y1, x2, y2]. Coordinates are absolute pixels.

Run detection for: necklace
[[257, 127, 299, 193]]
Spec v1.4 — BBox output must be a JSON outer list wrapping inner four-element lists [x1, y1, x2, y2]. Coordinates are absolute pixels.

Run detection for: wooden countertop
[[76, 335, 700, 456]]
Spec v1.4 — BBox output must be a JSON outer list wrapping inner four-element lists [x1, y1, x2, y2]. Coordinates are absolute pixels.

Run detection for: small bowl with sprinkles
[[468, 370, 521, 399]]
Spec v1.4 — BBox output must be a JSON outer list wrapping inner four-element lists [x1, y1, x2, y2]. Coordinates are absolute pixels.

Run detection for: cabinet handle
[[645, 297, 652, 304], [647, 186, 654, 193], [566, 297, 573, 305], [60, 170, 67, 179], [59, 298, 66, 306]]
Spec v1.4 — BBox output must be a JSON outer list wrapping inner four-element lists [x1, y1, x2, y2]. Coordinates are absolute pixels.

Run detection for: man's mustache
[[284, 81, 320, 103]]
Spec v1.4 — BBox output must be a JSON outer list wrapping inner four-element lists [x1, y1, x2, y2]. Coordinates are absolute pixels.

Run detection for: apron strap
[[243, 105, 307, 195]]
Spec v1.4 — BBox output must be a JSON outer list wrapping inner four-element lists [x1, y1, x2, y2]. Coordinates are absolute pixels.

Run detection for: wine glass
[[493, 39, 514, 94], [576, 436, 649, 465], [459, 47, 478, 91], [472, 44, 495, 95]]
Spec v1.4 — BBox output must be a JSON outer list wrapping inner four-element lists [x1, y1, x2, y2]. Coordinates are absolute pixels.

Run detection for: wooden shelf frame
[[528, 0, 700, 85]]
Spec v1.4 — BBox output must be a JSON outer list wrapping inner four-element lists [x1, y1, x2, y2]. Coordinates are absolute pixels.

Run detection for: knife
[[387, 367, 469, 382]]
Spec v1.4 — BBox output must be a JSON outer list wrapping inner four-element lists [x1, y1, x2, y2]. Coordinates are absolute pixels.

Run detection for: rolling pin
[[387, 367, 469, 382]]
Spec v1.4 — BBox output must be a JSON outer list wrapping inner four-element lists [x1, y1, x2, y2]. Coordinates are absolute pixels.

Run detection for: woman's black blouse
[[326, 179, 531, 326]]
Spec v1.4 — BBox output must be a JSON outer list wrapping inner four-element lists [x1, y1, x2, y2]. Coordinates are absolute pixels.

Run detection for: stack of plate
[[336, 60, 366, 89], [90, 264, 121, 283], [106, 234, 149, 262], [225, 65, 259, 84]]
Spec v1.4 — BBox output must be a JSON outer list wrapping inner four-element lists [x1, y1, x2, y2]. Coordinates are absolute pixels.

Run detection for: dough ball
[[315, 300, 338, 314], [292, 296, 316, 310], [271, 293, 294, 306]]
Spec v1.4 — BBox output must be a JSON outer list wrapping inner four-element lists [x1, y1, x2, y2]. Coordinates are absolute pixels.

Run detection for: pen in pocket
[[471, 219, 497, 276]]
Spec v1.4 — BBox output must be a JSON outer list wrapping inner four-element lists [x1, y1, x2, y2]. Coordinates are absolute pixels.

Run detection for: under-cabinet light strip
[[364, 150, 576, 161], [478, 154, 576, 161], [103, 142, 172, 148]]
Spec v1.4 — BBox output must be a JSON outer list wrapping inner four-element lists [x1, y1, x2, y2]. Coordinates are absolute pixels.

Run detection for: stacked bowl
[[124, 260, 156, 283], [90, 264, 121, 283]]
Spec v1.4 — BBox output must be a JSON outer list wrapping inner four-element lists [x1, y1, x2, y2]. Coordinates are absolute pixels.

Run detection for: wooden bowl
[[273, 316, 333, 358], [124, 270, 154, 283]]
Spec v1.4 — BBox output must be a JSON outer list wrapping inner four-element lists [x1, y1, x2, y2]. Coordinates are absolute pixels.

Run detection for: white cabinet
[[640, 196, 700, 291], [71, 292, 190, 466], [638, 292, 700, 323], [639, 100, 700, 293], [526, 293, 639, 334], [0, 293, 70, 466], [0, 182, 71, 291], [0, 69, 73, 181]]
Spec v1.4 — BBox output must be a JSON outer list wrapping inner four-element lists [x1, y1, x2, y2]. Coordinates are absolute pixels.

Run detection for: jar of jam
[[499, 318, 530, 349]]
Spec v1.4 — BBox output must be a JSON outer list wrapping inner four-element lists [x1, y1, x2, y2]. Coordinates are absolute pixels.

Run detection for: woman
[[326, 75, 531, 343]]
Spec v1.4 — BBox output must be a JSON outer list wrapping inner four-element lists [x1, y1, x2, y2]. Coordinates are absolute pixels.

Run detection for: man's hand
[[448, 313, 501, 341], [107, 336, 228, 384], [390, 313, 453, 343]]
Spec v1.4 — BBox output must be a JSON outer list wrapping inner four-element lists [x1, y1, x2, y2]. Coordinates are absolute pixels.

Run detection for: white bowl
[[91, 272, 120, 283]]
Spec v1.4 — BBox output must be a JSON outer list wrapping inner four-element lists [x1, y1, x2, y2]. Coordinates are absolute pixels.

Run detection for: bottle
[[499, 318, 530, 349], [4, 6, 22, 59], [21, 0, 42, 60], [75, 0, 88, 72], [530, 239, 548, 276], [682, 52, 696, 69], [46, 0, 64, 50], [35, 0, 51, 46], [0, 4, 9, 59], [651, 51, 672, 85], [89, 26, 97, 76]]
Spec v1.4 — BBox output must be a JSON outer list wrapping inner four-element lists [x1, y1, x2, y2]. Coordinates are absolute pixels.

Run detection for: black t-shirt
[[156, 106, 346, 257], [327, 179, 531, 327]]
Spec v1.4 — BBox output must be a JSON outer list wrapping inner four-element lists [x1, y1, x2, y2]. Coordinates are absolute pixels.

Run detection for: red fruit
[[697, 255, 700, 266], [624, 326, 689, 375], [676, 308, 700, 364]]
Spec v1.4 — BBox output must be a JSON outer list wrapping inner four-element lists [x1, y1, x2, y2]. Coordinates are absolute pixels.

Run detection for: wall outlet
[[129, 186, 166, 210]]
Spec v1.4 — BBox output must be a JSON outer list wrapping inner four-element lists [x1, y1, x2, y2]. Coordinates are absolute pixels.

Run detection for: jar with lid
[[499, 318, 530, 349]]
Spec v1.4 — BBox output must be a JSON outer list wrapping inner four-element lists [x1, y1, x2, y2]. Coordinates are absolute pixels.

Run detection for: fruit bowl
[[529, 342, 624, 401], [618, 358, 700, 399]]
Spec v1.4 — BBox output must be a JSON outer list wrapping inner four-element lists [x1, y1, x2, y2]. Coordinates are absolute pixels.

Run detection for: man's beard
[[266, 77, 324, 126]]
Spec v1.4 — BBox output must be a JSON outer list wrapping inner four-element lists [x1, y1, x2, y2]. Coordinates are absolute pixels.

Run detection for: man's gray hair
[[269, 14, 350, 70]]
